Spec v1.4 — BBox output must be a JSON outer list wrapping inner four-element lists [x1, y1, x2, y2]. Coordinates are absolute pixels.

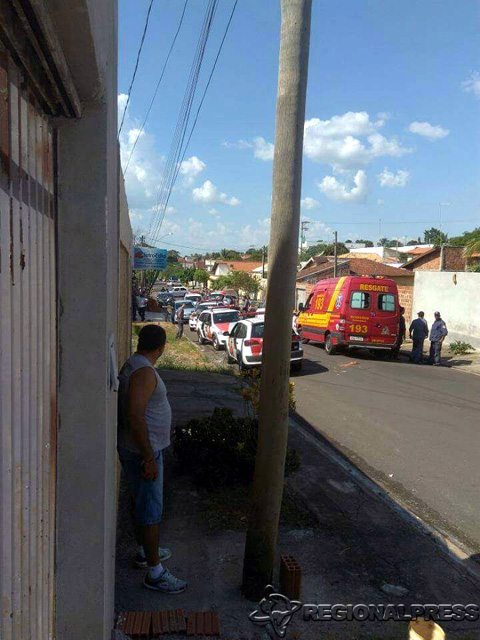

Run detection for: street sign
[[133, 247, 167, 270]]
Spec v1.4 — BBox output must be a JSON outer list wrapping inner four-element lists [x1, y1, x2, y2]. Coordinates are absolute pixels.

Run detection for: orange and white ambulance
[[297, 275, 400, 355]]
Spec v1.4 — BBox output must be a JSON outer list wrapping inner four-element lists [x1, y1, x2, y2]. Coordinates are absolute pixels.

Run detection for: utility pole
[[242, 0, 312, 599], [333, 231, 338, 277], [300, 220, 310, 256]]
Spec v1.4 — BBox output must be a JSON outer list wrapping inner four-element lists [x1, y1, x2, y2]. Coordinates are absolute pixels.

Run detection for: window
[[251, 323, 265, 338], [213, 312, 239, 324], [236, 324, 247, 339], [304, 293, 313, 311], [351, 291, 370, 309], [378, 293, 395, 311]]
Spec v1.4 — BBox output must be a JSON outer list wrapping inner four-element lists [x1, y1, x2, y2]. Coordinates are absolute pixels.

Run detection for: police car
[[188, 301, 221, 332], [226, 318, 303, 371], [196, 308, 240, 350]]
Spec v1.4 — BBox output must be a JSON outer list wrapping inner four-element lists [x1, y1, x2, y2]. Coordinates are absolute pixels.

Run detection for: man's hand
[[141, 458, 158, 481]]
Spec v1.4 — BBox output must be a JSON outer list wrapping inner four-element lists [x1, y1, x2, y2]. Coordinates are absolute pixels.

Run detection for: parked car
[[296, 275, 400, 355], [170, 285, 188, 299], [156, 291, 174, 305], [226, 318, 303, 371], [197, 308, 240, 350], [185, 292, 202, 305], [173, 299, 195, 323], [188, 301, 221, 331]]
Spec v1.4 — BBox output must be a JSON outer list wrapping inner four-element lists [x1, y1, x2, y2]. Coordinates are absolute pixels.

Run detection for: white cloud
[[407, 121, 449, 140], [318, 170, 368, 203], [304, 115, 412, 170], [301, 197, 320, 210], [118, 93, 128, 114], [192, 180, 240, 206], [221, 139, 252, 149], [377, 168, 410, 188], [462, 71, 480, 99], [208, 208, 219, 214], [252, 136, 274, 161], [179, 156, 206, 184]]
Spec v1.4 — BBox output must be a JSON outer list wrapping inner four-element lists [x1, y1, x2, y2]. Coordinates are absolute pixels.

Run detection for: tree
[[245, 247, 267, 261], [181, 267, 195, 285], [423, 227, 448, 246], [449, 227, 480, 247], [378, 237, 389, 247], [324, 242, 347, 255], [167, 249, 181, 263], [407, 239, 419, 246], [355, 239, 374, 247], [215, 271, 260, 297], [194, 269, 210, 287]]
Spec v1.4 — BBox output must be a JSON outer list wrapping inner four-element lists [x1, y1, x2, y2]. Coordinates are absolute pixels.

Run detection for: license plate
[[350, 336, 364, 342]]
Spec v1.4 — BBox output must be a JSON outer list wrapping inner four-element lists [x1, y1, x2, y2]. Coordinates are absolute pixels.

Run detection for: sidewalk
[[401, 340, 480, 376], [115, 370, 480, 639]]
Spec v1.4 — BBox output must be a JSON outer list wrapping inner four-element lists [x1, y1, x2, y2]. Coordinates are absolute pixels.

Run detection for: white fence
[[412, 271, 480, 348]]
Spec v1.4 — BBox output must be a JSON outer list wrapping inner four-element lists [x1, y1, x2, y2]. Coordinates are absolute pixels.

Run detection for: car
[[156, 291, 174, 305], [226, 318, 303, 372], [173, 299, 195, 323], [197, 308, 241, 350], [184, 292, 202, 305], [188, 301, 221, 331], [170, 285, 188, 299]]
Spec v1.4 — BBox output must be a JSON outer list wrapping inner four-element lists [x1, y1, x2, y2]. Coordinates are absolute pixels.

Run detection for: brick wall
[[443, 247, 467, 271], [398, 284, 414, 323], [412, 254, 441, 271]]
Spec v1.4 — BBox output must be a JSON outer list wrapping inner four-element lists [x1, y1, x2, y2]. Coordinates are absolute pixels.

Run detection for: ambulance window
[[304, 293, 313, 310], [378, 293, 395, 312], [350, 291, 370, 309]]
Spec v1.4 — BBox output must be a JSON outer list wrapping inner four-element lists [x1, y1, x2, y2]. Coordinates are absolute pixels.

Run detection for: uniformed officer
[[409, 311, 429, 363], [428, 311, 448, 366]]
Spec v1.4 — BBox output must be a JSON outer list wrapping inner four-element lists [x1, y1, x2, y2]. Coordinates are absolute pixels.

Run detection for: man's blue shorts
[[118, 447, 164, 526]]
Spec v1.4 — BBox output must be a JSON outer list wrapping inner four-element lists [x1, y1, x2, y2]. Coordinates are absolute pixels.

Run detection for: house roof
[[296, 258, 413, 281], [402, 247, 439, 269], [214, 260, 263, 273], [408, 246, 434, 255]]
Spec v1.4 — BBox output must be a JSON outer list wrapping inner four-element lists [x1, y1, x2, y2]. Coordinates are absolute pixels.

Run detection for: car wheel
[[325, 333, 336, 355], [212, 334, 221, 351], [290, 361, 302, 373], [197, 331, 206, 345]]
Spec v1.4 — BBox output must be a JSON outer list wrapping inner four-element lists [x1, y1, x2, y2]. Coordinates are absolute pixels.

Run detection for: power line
[[118, 0, 155, 136], [123, 0, 190, 175], [150, 0, 239, 242], [149, 0, 219, 242]]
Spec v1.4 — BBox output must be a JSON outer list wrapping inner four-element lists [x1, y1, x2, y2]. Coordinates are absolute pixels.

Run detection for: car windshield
[[213, 312, 239, 324], [251, 323, 264, 338], [175, 301, 194, 309]]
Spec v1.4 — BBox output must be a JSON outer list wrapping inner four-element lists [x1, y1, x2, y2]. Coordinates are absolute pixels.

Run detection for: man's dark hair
[[138, 324, 167, 351]]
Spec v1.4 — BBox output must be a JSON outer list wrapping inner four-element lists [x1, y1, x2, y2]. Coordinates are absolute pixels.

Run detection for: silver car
[[173, 300, 195, 323]]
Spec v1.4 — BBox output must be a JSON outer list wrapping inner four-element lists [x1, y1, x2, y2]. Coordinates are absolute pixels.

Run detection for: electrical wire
[[123, 0, 190, 175], [148, 0, 219, 242], [150, 0, 239, 243], [118, 0, 155, 136]]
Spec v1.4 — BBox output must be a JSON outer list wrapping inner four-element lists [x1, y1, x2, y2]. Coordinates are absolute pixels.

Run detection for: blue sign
[[133, 247, 167, 270]]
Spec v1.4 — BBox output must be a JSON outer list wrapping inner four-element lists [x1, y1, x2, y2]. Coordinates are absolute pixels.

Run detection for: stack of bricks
[[116, 609, 221, 637], [279, 555, 302, 600]]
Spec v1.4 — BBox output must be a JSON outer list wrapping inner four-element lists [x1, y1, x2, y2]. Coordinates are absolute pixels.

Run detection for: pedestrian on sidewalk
[[137, 292, 148, 322], [392, 306, 406, 359], [428, 311, 448, 366], [166, 299, 174, 324], [409, 311, 429, 363], [175, 304, 185, 339], [117, 324, 187, 594]]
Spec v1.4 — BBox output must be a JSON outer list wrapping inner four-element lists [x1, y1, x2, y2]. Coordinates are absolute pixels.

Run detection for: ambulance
[[297, 275, 400, 355]]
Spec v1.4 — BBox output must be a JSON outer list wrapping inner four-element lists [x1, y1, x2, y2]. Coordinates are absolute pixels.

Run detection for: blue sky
[[118, 0, 480, 252]]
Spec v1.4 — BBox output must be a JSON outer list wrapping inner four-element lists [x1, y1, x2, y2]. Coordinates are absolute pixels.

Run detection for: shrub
[[449, 340, 474, 355], [173, 407, 301, 487], [239, 368, 296, 417]]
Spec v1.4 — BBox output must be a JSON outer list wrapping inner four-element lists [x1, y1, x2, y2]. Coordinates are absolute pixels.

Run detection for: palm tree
[[464, 238, 480, 257]]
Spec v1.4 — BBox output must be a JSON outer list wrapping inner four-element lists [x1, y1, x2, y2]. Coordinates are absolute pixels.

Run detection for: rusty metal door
[[0, 44, 56, 640]]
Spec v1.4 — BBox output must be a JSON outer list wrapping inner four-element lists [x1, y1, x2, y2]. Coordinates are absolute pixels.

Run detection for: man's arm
[[128, 367, 158, 480]]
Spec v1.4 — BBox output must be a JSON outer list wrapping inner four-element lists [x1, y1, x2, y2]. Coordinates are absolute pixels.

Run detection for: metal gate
[[0, 43, 56, 640]]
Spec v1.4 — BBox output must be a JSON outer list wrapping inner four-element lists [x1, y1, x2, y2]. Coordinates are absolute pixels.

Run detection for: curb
[[288, 412, 480, 586]]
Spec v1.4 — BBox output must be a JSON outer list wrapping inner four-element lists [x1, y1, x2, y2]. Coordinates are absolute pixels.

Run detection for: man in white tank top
[[118, 324, 187, 593]]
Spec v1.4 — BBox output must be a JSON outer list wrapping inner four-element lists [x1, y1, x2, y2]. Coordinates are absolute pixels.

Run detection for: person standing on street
[[429, 311, 448, 366], [117, 324, 187, 593], [166, 299, 174, 324], [392, 306, 406, 359], [137, 292, 148, 322], [409, 311, 429, 363], [175, 304, 185, 339]]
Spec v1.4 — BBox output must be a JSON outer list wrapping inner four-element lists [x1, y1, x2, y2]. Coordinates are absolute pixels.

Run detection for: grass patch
[[132, 322, 233, 374], [200, 484, 318, 531]]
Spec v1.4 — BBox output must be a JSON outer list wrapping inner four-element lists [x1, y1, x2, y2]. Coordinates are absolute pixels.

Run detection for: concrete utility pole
[[242, 0, 312, 599]]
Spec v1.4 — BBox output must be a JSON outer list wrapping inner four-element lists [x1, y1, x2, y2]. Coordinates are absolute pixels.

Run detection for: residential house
[[210, 260, 263, 279], [403, 245, 480, 272], [1, 2, 129, 639], [296, 258, 414, 320]]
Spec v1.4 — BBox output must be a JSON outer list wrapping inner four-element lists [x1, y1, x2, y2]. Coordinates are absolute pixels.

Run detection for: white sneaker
[[134, 547, 172, 569], [143, 568, 187, 594]]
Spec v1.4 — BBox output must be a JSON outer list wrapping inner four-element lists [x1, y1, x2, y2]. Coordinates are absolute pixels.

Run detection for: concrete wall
[[119, 174, 133, 367], [52, 0, 120, 638], [413, 272, 480, 347]]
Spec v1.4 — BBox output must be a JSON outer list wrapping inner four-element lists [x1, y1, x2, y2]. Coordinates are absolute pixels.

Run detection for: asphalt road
[[185, 328, 480, 553]]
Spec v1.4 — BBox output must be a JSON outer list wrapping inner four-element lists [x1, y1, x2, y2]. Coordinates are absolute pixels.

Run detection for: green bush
[[449, 340, 474, 355], [173, 407, 301, 487]]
